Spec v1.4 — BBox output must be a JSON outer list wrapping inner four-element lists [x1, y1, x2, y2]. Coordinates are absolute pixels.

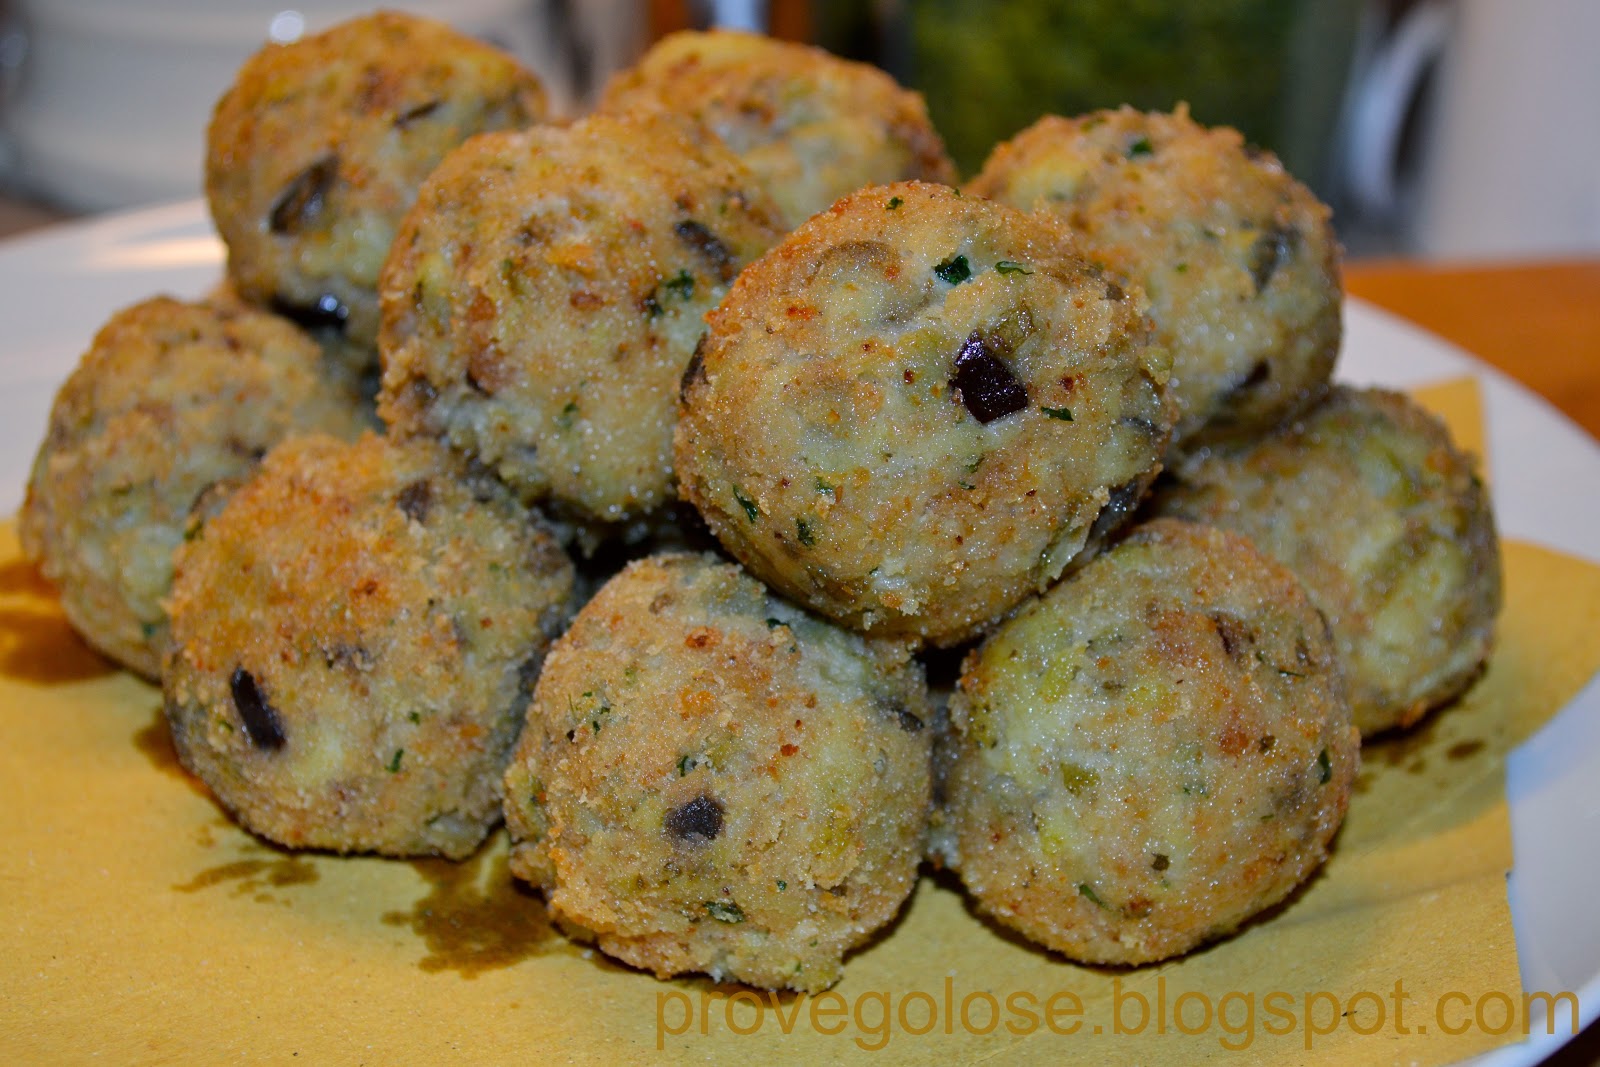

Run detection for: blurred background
[[0, 0, 1594, 261]]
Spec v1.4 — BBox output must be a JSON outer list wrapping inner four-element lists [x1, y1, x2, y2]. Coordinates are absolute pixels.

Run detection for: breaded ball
[[600, 29, 955, 226], [378, 111, 786, 534], [1148, 386, 1501, 735], [969, 106, 1341, 452], [675, 180, 1172, 647], [503, 553, 932, 992], [163, 432, 577, 859], [206, 11, 547, 360], [18, 296, 369, 679], [933, 519, 1357, 964]]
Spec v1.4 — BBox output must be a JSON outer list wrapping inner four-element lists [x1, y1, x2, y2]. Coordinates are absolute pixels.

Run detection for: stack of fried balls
[[19, 13, 1499, 991]]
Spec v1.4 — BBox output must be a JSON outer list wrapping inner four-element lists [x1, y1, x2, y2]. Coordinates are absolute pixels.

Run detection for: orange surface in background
[[1346, 260, 1600, 440]]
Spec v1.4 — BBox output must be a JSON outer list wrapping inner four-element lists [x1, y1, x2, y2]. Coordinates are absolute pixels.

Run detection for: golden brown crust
[[503, 552, 931, 991], [970, 106, 1342, 453], [601, 29, 955, 226], [163, 432, 577, 858], [19, 296, 368, 678], [935, 519, 1358, 964], [675, 180, 1172, 647], [377, 111, 785, 531], [206, 11, 547, 355], [1150, 386, 1502, 735]]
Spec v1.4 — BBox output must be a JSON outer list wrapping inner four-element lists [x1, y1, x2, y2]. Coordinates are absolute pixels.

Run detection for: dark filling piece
[[397, 479, 434, 524], [509, 655, 544, 723], [1209, 612, 1256, 662], [673, 220, 736, 283], [393, 99, 441, 129], [877, 696, 924, 733], [269, 155, 338, 235], [1223, 360, 1271, 403], [1087, 477, 1146, 546], [679, 336, 707, 403], [1248, 223, 1298, 293], [269, 293, 350, 334], [664, 795, 724, 845], [224, 437, 267, 462], [230, 666, 286, 751], [951, 330, 1028, 423]]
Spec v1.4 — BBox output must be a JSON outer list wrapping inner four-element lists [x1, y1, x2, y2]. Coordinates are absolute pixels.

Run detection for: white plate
[[2, 200, 1596, 1065]]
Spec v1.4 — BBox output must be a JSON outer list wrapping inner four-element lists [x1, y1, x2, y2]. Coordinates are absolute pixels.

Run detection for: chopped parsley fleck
[[1040, 405, 1074, 421], [555, 400, 578, 429], [765, 617, 785, 629], [732, 487, 760, 522], [646, 270, 695, 317], [1077, 883, 1109, 910], [1127, 136, 1154, 158], [663, 269, 694, 299], [1318, 747, 1332, 784], [994, 260, 1033, 276], [934, 254, 972, 285], [776, 879, 787, 891], [815, 477, 835, 498], [796, 517, 816, 547], [408, 711, 422, 724], [704, 900, 745, 924], [677, 754, 698, 777], [886, 196, 903, 210], [387, 749, 404, 773]]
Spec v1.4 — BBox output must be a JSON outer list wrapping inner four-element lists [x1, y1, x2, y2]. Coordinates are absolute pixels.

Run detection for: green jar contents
[[814, 0, 1361, 194]]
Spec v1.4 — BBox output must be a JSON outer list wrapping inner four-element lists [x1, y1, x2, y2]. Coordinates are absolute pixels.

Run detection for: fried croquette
[[676, 180, 1172, 647], [601, 29, 955, 226], [163, 432, 576, 858], [1149, 386, 1501, 735], [503, 552, 932, 991], [969, 106, 1341, 452], [934, 519, 1357, 964], [19, 296, 369, 678], [378, 111, 786, 535], [206, 11, 547, 360]]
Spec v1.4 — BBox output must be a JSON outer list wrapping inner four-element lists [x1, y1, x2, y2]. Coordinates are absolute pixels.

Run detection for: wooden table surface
[[1346, 259, 1600, 442]]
